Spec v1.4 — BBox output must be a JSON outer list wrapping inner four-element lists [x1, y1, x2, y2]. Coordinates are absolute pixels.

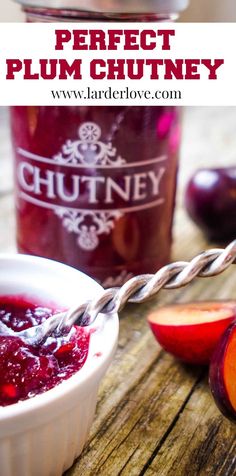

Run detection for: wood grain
[[0, 106, 236, 475], [145, 378, 236, 476]]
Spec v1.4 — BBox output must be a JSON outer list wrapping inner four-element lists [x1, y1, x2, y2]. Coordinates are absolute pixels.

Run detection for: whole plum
[[185, 167, 236, 242]]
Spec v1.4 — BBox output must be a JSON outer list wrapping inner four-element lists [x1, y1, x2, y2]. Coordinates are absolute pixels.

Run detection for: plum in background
[[185, 167, 236, 242]]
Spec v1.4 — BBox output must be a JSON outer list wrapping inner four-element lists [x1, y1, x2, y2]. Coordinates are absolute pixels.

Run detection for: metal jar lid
[[15, 0, 189, 14]]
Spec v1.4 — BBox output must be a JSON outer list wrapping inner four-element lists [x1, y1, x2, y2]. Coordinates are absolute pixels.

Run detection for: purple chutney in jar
[[0, 295, 90, 406], [11, 106, 180, 286]]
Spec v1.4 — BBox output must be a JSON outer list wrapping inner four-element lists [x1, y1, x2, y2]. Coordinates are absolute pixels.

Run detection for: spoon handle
[[63, 239, 236, 329], [3, 240, 236, 346]]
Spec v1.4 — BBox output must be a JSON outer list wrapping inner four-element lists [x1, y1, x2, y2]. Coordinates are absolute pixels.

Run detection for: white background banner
[[0, 23, 235, 105]]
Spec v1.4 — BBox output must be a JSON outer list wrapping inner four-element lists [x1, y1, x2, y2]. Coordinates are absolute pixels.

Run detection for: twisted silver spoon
[[1, 239, 236, 346]]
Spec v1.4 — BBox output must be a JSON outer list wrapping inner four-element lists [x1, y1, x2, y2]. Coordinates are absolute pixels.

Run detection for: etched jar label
[[16, 121, 167, 251]]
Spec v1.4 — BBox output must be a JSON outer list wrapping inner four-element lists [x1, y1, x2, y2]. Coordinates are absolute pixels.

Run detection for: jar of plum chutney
[[12, 0, 188, 287]]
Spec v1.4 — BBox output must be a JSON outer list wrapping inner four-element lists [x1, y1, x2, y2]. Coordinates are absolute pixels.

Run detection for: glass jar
[[11, 0, 188, 287]]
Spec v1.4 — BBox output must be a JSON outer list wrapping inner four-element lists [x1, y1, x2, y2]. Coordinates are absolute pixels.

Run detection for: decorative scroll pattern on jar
[[11, 0, 187, 286]]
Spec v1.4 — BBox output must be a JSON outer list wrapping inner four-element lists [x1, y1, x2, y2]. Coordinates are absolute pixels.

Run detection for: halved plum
[[209, 322, 236, 421], [148, 302, 236, 365]]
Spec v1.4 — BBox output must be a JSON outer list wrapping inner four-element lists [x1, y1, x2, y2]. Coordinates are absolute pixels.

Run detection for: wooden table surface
[[1, 107, 236, 475]]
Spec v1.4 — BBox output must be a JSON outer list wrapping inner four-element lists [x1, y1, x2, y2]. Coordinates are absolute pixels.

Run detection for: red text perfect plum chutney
[[0, 296, 90, 406], [12, 0, 188, 287]]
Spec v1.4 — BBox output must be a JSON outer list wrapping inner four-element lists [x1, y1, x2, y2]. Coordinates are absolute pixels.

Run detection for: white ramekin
[[0, 254, 119, 476]]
